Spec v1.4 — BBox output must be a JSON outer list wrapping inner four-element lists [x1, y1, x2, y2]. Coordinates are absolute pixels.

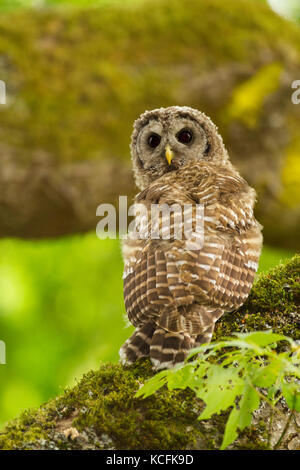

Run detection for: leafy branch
[[136, 331, 300, 449]]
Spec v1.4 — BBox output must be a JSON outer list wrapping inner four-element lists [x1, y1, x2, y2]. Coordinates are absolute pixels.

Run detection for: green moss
[[0, 0, 299, 165], [0, 360, 269, 450], [280, 134, 300, 208], [0, 360, 206, 450], [215, 254, 300, 341], [0, 408, 55, 450], [0, 256, 298, 450], [224, 62, 283, 128]]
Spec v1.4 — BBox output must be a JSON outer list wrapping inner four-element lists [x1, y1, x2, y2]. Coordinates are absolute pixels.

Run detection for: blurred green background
[[0, 0, 299, 427]]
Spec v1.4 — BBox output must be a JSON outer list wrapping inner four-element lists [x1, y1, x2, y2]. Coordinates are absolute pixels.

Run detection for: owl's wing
[[170, 172, 263, 312], [123, 173, 262, 330]]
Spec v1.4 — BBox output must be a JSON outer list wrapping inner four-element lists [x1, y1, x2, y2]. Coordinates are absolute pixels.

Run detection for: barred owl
[[120, 106, 263, 370]]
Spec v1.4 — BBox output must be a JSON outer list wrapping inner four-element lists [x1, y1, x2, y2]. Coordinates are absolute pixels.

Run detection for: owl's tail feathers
[[194, 323, 215, 348], [150, 328, 191, 370], [119, 322, 156, 365], [119, 321, 217, 370], [150, 320, 220, 370]]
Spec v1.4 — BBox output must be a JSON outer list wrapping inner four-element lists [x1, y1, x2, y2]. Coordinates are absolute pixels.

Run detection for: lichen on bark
[[0, 255, 299, 450]]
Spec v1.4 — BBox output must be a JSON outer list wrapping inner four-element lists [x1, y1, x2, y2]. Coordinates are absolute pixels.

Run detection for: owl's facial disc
[[134, 113, 212, 185], [131, 106, 230, 190]]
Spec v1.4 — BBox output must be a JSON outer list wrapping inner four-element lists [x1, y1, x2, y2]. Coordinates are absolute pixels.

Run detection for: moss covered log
[[0, 0, 299, 245], [0, 255, 299, 450]]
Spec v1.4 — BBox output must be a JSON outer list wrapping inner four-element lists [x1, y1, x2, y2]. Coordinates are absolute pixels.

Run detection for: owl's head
[[131, 106, 230, 190]]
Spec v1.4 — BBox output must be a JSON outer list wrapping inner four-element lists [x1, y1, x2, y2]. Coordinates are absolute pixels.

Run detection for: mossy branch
[[0, 0, 299, 245], [0, 256, 299, 450]]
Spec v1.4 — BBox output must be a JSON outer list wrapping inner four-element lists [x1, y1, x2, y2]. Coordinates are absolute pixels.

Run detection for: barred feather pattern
[[120, 161, 263, 370]]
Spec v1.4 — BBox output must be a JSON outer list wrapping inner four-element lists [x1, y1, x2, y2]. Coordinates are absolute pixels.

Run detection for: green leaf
[[135, 330, 298, 450], [220, 406, 239, 450], [238, 385, 260, 431], [198, 365, 244, 420], [267, 383, 281, 403], [282, 382, 300, 412], [220, 385, 260, 450], [135, 370, 168, 398], [235, 331, 288, 348], [253, 358, 283, 387], [167, 364, 195, 390]]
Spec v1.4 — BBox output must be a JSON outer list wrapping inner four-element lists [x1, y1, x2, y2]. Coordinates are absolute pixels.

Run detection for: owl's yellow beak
[[165, 145, 174, 165]]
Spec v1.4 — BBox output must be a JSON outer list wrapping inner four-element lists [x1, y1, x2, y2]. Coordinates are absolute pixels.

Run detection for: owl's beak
[[165, 145, 174, 165]]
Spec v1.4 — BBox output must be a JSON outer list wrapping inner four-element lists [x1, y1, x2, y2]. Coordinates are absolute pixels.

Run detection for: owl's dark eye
[[177, 129, 193, 145], [148, 133, 161, 148]]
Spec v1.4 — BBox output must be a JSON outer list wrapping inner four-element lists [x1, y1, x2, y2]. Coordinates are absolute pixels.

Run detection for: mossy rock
[[0, 255, 299, 450], [0, 0, 299, 245]]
